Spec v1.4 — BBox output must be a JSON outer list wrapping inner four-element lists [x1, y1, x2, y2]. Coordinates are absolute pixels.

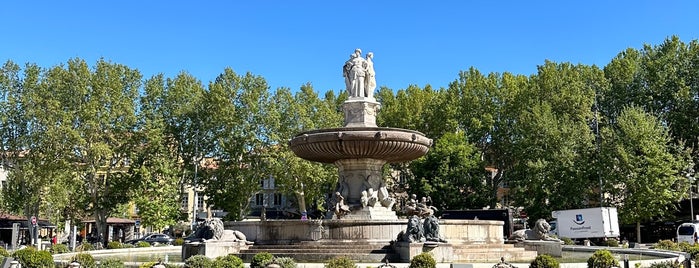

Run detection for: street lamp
[[687, 169, 695, 223]]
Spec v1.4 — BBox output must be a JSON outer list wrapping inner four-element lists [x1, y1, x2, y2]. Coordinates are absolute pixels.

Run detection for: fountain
[[216, 49, 537, 263]]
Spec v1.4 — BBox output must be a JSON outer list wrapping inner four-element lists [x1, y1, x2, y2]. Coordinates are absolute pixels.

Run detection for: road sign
[[31, 216, 37, 226], [135, 219, 140, 227]]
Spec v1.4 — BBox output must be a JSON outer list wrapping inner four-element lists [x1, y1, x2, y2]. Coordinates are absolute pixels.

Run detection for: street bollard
[[623, 254, 629, 268], [9, 260, 18, 268], [685, 253, 692, 268]]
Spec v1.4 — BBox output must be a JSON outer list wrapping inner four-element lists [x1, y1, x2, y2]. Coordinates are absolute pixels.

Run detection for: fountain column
[[289, 48, 432, 220]]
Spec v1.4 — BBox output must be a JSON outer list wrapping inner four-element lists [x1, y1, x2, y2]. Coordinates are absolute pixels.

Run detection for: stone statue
[[188, 218, 249, 243], [423, 215, 446, 242], [342, 48, 376, 98], [397, 215, 425, 243], [336, 176, 350, 201], [366, 188, 379, 207], [364, 52, 376, 98], [334, 191, 350, 218], [509, 219, 561, 242], [378, 186, 395, 209]]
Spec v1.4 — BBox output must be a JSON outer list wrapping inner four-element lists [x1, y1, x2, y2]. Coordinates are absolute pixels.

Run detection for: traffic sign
[[31, 216, 37, 226]]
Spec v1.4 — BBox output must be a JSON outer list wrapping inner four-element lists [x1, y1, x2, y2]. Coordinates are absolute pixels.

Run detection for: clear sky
[[1, 1, 698, 94]]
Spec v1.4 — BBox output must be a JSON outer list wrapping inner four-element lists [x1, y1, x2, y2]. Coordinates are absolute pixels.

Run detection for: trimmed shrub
[[135, 241, 151, 248], [273, 257, 297, 268], [49, 244, 70, 254], [0, 247, 9, 257], [11, 247, 54, 268], [139, 262, 156, 268], [76, 243, 95, 252], [648, 261, 681, 268], [107, 241, 123, 249], [120, 243, 135, 248], [174, 238, 185, 246], [325, 256, 358, 268], [251, 252, 275, 268], [409, 252, 436, 268], [530, 254, 560, 268], [97, 258, 125, 268], [603, 238, 619, 247], [72, 253, 97, 268], [654, 240, 680, 251], [560, 237, 575, 245], [185, 255, 214, 268], [214, 254, 245, 268], [684, 245, 699, 261], [587, 249, 619, 268]]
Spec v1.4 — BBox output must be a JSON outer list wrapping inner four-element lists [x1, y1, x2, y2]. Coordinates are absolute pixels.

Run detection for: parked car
[[126, 233, 174, 245]]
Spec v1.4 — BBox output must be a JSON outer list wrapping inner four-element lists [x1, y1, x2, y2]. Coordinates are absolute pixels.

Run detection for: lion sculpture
[[508, 219, 560, 242], [397, 215, 425, 243], [189, 218, 249, 243], [423, 215, 446, 242]]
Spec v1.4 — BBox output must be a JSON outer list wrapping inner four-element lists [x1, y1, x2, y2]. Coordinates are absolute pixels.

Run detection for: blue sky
[[1, 1, 698, 94]]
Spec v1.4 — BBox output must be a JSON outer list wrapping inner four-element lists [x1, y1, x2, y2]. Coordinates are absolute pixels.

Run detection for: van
[[677, 222, 699, 244]]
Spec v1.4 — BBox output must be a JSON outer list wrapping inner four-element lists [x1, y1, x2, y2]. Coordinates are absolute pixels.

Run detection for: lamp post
[[688, 169, 695, 223]]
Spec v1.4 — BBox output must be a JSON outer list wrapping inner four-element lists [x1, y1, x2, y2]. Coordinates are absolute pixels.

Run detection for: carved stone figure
[[364, 52, 376, 98], [336, 176, 350, 201], [334, 191, 350, 218], [189, 218, 248, 242], [509, 219, 561, 242], [404, 194, 419, 215], [397, 215, 425, 243], [378, 186, 395, 209], [423, 215, 446, 242], [342, 48, 376, 98]]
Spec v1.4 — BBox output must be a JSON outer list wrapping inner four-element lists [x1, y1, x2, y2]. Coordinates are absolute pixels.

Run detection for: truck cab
[[677, 222, 699, 244]]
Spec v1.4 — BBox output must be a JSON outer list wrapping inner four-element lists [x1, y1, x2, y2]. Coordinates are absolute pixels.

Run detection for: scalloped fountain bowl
[[289, 127, 433, 164]]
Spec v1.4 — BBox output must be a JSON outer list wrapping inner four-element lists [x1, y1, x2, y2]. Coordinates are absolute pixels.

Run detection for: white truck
[[550, 207, 620, 239]]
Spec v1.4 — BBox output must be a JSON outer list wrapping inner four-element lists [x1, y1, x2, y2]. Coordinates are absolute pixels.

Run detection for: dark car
[[126, 233, 174, 245]]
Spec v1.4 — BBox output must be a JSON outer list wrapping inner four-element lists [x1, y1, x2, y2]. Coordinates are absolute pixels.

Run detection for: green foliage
[[213, 254, 244, 268], [97, 258, 125, 268], [11, 247, 54, 268], [251, 252, 275, 268], [648, 261, 681, 268], [601, 238, 619, 247], [600, 107, 691, 243], [0, 247, 9, 257], [682, 245, 699, 261], [587, 249, 619, 268], [76, 243, 94, 252], [107, 241, 123, 249], [185, 255, 214, 268], [174, 238, 185, 246], [409, 131, 484, 210], [560, 237, 575, 245], [71, 253, 97, 268], [139, 262, 156, 268], [324, 256, 358, 268], [271, 257, 297, 268], [409, 252, 436, 268], [49, 244, 70, 254], [530, 254, 560, 268], [120, 243, 134, 248], [654, 240, 680, 251], [135, 241, 151, 248]]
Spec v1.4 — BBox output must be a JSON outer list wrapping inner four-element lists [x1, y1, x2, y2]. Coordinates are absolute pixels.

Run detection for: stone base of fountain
[[510, 240, 563, 257], [181, 240, 251, 260], [225, 219, 537, 262]]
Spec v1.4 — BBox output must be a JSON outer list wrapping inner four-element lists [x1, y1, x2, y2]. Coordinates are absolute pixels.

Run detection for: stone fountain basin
[[289, 127, 433, 164]]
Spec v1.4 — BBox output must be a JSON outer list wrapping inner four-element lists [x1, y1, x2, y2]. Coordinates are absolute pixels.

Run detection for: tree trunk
[[636, 221, 642, 243]]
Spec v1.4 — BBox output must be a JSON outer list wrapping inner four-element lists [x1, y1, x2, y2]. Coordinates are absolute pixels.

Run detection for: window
[[181, 194, 189, 209], [196, 194, 204, 210], [260, 179, 265, 188], [273, 193, 282, 206], [255, 193, 264, 206]]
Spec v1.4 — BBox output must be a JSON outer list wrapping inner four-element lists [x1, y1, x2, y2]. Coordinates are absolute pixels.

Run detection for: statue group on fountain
[[330, 174, 396, 219], [404, 194, 438, 217], [343, 48, 376, 99]]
